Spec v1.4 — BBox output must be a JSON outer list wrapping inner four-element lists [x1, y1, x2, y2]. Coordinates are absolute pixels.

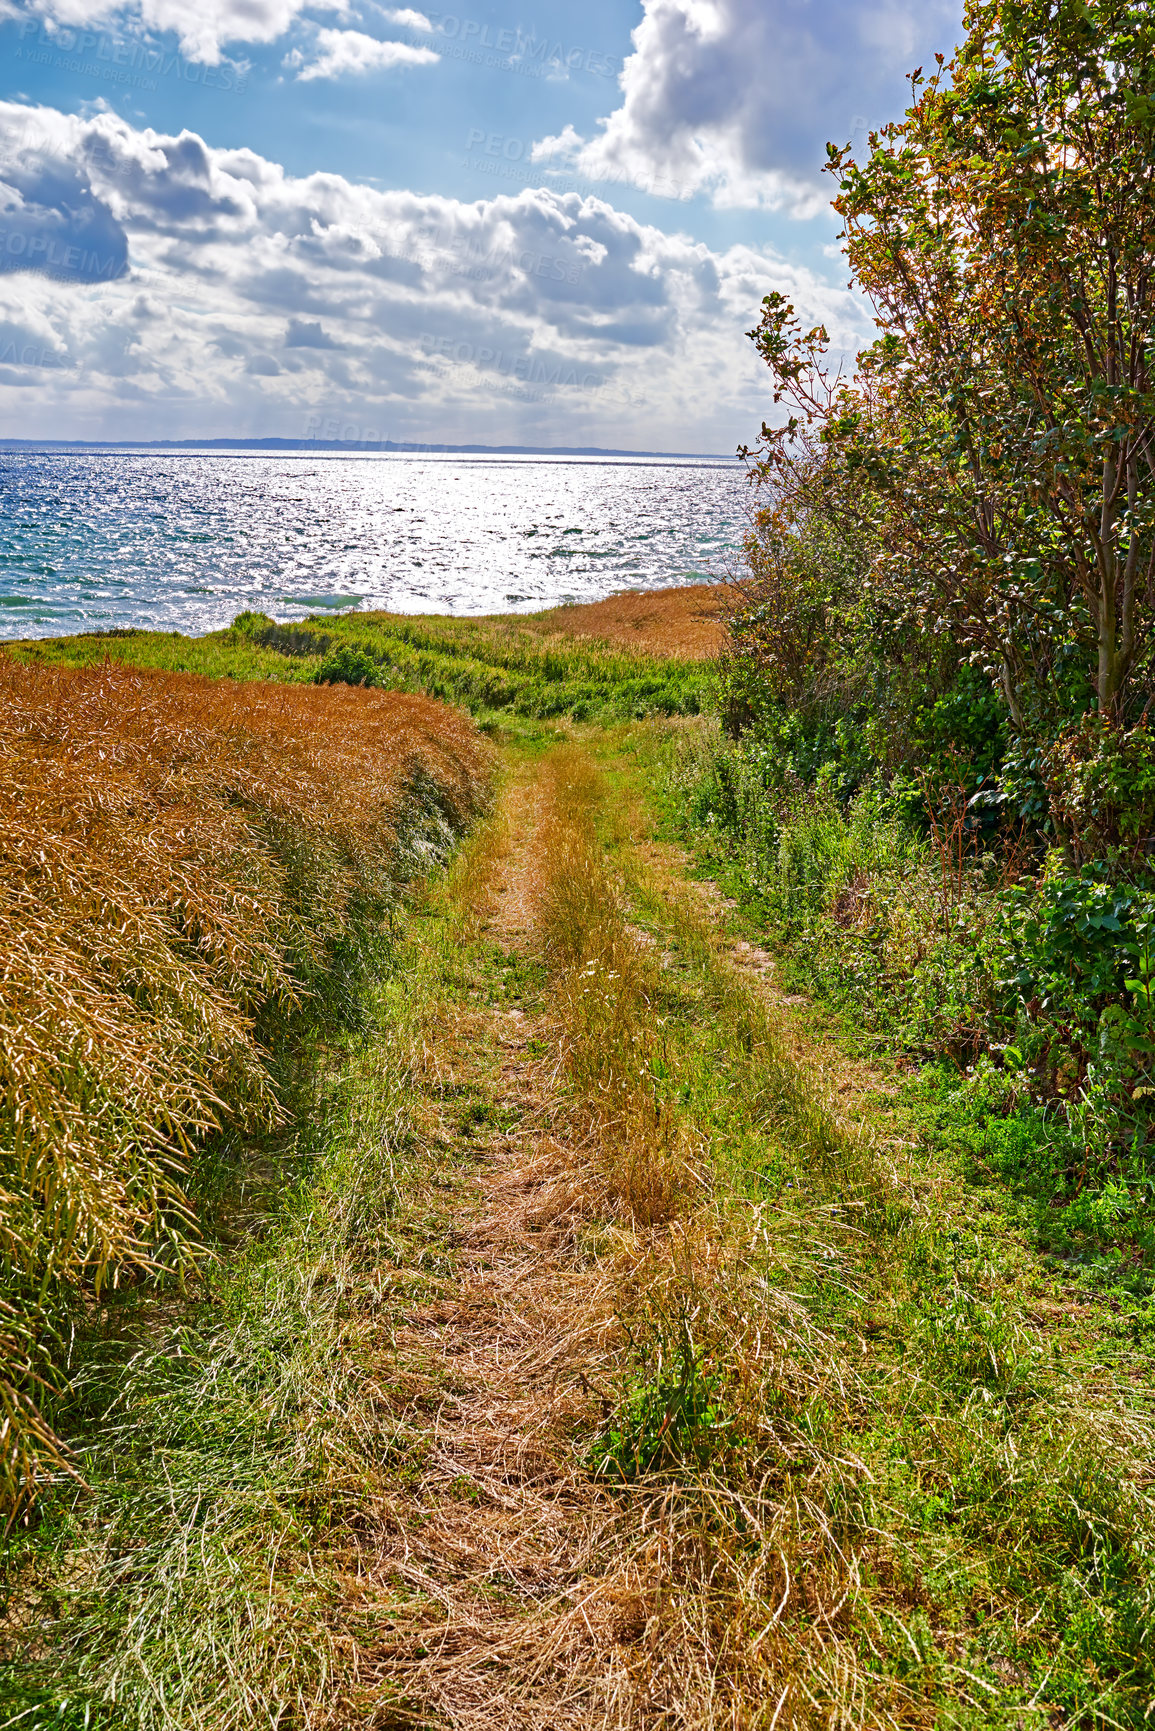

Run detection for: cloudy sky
[[0, 0, 962, 451]]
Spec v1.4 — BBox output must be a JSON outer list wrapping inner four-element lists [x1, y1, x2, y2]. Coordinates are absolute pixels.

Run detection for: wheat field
[[0, 657, 490, 1515]]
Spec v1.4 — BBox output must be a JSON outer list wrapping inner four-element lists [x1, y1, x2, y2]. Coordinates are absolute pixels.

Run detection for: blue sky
[[0, 0, 962, 449]]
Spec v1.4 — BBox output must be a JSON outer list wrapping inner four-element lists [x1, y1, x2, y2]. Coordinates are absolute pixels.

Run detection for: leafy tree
[[721, 447, 871, 731], [730, 326, 1004, 789], [746, 0, 1155, 738]]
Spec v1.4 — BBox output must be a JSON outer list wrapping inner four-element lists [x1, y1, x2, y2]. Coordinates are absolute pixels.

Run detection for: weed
[[591, 1299, 745, 1481]]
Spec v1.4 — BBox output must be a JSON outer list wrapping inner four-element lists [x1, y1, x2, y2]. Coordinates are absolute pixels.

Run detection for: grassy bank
[[0, 812, 510, 1729], [11, 586, 721, 726], [0, 658, 490, 1512], [3, 590, 1155, 1725]]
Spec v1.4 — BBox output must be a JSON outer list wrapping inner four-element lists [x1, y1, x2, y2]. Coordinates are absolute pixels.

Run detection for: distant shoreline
[[0, 437, 739, 462]]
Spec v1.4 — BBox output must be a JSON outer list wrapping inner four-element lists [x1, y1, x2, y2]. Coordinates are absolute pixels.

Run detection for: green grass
[[5, 691, 1155, 1726], [11, 607, 713, 725], [0, 812, 511, 1730], [566, 730, 1155, 1724], [8, 625, 308, 683], [654, 719, 1155, 1278]]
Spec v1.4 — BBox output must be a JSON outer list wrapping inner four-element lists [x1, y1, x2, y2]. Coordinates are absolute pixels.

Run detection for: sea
[[0, 449, 750, 639]]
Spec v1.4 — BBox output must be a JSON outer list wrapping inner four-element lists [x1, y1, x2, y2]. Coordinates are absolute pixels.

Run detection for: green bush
[[314, 644, 381, 688], [229, 610, 276, 637]]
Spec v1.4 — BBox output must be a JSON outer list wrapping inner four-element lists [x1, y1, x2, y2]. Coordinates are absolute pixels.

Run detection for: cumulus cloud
[[536, 0, 963, 214], [285, 25, 438, 80], [0, 108, 130, 286], [0, 101, 870, 448]]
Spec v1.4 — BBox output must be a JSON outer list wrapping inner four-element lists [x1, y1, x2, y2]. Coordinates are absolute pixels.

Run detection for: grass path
[[5, 729, 1155, 1730], [355, 762, 640, 1727]]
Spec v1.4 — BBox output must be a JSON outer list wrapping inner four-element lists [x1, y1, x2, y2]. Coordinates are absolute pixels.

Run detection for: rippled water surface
[[0, 450, 748, 638]]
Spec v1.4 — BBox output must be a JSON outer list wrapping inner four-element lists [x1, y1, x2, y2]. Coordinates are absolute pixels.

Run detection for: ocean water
[[0, 450, 749, 638]]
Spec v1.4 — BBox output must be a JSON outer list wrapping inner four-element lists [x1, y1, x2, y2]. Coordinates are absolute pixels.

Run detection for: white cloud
[[376, 5, 430, 27], [0, 102, 870, 449], [11, 0, 348, 62], [285, 25, 437, 80], [6, 0, 431, 61], [540, 0, 963, 214]]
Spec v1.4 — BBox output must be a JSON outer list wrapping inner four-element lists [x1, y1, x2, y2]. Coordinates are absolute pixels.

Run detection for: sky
[[0, 0, 963, 452]]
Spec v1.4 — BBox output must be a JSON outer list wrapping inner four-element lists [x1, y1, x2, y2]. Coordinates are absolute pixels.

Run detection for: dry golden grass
[[516, 583, 726, 661], [342, 749, 786, 1727], [0, 657, 490, 1514], [316, 769, 642, 1729], [524, 752, 854, 1725], [470, 749, 879, 1727], [537, 749, 692, 1225]]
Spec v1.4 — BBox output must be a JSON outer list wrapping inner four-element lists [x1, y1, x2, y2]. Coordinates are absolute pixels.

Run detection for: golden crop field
[[517, 580, 727, 659], [0, 658, 490, 1511]]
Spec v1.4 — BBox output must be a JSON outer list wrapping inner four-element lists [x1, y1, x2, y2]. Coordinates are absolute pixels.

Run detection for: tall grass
[[536, 740, 1155, 1725], [526, 581, 725, 659], [667, 721, 1010, 1055], [0, 795, 511, 1731], [260, 610, 714, 722], [537, 748, 692, 1224], [0, 657, 490, 1515], [9, 728, 1154, 1726], [15, 606, 714, 725]]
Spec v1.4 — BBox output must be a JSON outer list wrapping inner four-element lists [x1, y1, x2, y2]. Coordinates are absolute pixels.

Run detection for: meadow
[[2, 587, 1154, 1729], [12, 583, 722, 725]]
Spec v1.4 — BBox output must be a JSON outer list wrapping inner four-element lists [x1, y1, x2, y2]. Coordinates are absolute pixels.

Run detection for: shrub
[[228, 610, 276, 638], [314, 644, 382, 688], [1044, 719, 1155, 857]]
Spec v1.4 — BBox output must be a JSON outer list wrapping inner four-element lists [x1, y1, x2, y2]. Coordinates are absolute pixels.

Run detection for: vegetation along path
[[4, 704, 1154, 1730]]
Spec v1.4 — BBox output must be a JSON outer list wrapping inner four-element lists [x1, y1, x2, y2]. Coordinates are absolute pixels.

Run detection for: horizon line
[[0, 436, 740, 462]]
